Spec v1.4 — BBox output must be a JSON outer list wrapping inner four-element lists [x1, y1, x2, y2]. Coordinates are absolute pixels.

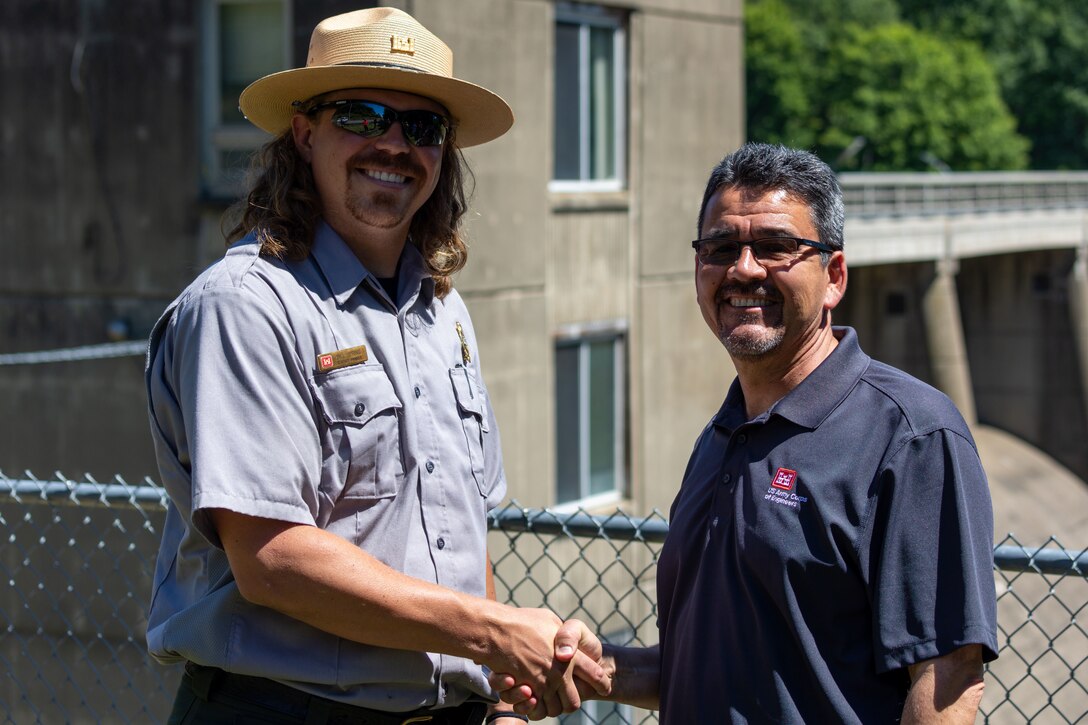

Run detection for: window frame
[[201, 0, 292, 198], [550, 3, 627, 193], [553, 320, 628, 511]]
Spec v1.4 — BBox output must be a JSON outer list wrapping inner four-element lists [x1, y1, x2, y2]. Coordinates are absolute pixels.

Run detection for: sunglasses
[[691, 237, 836, 266], [302, 99, 450, 147]]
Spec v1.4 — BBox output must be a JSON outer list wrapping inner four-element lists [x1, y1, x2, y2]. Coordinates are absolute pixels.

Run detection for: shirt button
[[414, 386, 421, 399], [736, 433, 748, 444], [721, 473, 732, 485], [353, 403, 365, 417], [426, 461, 435, 473], [437, 537, 446, 550]]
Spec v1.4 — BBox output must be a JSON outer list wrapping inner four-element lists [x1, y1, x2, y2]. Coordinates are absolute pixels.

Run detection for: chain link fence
[[1, 472, 1085, 724]]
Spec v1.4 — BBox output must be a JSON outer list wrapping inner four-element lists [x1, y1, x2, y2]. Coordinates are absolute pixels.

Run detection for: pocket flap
[[449, 366, 485, 421], [313, 366, 402, 426]]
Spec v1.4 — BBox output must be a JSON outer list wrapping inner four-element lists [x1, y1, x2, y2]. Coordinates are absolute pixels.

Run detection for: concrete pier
[[923, 259, 978, 425], [1070, 245, 1088, 427]]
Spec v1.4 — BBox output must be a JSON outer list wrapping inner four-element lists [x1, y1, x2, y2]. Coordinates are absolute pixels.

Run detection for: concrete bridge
[[832, 172, 1088, 534]]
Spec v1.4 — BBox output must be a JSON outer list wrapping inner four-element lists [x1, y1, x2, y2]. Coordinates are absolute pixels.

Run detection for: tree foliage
[[898, 0, 1088, 169], [821, 24, 1028, 170], [744, 0, 1033, 171], [745, 0, 815, 148], [779, 0, 901, 51]]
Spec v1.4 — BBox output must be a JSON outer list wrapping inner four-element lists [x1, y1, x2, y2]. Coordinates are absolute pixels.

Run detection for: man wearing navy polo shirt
[[495, 143, 998, 722]]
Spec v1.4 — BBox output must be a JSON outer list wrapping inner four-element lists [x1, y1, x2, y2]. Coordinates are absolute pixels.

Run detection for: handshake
[[475, 607, 616, 720]]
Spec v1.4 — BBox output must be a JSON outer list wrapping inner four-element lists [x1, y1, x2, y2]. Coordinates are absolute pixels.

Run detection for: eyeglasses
[[301, 99, 450, 147], [691, 237, 836, 266]]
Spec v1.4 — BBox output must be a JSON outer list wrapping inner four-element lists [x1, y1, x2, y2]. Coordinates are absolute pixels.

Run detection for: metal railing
[[1, 472, 1085, 724], [839, 171, 1088, 218]]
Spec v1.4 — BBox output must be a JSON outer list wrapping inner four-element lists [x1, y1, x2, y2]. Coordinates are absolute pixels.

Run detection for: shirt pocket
[[313, 365, 404, 500], [449, 365, 494, 498]]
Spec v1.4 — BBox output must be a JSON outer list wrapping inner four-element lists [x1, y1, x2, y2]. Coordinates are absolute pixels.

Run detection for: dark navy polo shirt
[[657, 327, 997, 724]]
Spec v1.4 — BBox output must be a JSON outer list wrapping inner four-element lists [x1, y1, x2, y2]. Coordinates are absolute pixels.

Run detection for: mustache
[[348, 150, 425, 179], [716, 285, 782, 303]]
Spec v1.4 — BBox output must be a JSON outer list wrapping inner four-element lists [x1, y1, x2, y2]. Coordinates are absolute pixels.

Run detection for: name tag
[[316, 344, 368, 373]]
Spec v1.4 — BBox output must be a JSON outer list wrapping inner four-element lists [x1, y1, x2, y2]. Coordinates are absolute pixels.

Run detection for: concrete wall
[[0, 0, 201, 481], [834, 262, 934, 385], [958, 249, 1088, 480], [404, 0, 745, 512], [632, 4, 744, 514]]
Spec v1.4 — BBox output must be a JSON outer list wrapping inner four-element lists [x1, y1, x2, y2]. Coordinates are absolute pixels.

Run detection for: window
[[552, 3, 627, 191], [202, 0, 290, 196], [555, 323, 627, 507]]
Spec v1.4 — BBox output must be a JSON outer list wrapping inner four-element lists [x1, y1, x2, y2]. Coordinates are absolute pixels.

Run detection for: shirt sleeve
[[168, 284, 323, 547], [867, 427, 999, 672]]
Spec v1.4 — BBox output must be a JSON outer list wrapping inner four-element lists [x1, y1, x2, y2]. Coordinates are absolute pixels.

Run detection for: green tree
[[899, 0, 1088, 169], [820, 23, 1028, 171], [746, 0, 899, 150], [779, 0, 900, 51], [745, 0, 816, 148]]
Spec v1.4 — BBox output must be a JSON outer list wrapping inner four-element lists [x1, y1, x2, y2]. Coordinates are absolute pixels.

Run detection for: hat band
[[331, 60, 434, 74]]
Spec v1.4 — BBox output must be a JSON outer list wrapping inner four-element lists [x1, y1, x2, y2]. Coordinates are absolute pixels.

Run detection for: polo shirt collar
[[713, 327, 871, 432], [310, 221, 434, 308]]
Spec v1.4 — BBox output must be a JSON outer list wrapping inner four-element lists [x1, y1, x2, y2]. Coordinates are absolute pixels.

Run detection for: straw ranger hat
[[239, 7, 513, 147]]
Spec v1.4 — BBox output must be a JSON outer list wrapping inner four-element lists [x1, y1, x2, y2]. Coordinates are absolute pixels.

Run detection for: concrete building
[[3, 2, 1086, 532], [1, 0, 744, 521]]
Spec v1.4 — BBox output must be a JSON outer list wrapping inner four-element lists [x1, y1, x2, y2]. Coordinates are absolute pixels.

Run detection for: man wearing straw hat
[[144, 8, 608, 725]]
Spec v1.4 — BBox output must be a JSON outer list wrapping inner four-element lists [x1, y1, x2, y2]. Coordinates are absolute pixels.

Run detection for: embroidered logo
[[764, 468, 808, 510], [771, 467, 797, 491]]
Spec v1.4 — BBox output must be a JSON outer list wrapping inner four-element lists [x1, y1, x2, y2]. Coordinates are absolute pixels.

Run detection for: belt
[[184, 662, 487, 725]]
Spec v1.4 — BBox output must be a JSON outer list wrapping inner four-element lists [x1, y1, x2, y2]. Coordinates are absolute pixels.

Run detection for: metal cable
[[0, 340, 145, 365]]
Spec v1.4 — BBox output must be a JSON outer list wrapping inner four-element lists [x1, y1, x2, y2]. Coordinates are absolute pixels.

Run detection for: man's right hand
[[488, 619, 614, 720], [478, 611, 611, 718]]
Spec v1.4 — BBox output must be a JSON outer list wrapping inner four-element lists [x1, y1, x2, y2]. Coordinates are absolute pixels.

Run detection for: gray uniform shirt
[[145, 222, 506, 711]]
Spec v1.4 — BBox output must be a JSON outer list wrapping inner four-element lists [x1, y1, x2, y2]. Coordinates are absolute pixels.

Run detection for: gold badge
[[316, 344, 368, 373], [390, 34, 415, 55], [455, 322, 472, 365]]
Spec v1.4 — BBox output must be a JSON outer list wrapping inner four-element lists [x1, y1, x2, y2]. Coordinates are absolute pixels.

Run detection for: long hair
[[697, 142, 845, 255], [225, 127, 473, 299]]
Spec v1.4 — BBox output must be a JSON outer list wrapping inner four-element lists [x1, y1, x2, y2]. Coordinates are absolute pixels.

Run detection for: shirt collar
[[310, 221, 434, 308], [712, 327, 871, 432], [397, 241, 436, 309]]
